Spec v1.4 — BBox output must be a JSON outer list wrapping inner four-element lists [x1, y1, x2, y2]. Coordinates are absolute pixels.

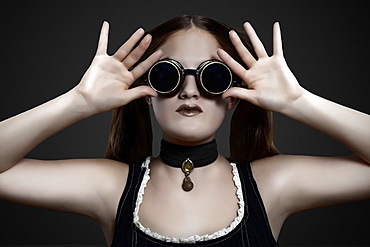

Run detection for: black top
[[111, 161, 278, 247]]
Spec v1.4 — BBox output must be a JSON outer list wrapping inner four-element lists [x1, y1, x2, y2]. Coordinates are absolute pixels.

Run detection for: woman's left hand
[[218, 22, 306, 114]]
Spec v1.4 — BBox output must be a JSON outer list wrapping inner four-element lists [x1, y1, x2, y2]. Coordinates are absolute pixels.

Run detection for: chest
[[136, 161, 244, 239]]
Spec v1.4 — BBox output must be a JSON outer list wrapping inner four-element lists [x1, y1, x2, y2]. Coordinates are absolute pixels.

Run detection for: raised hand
[[218, 22, 305, 114], [74, 21, 162, 115]]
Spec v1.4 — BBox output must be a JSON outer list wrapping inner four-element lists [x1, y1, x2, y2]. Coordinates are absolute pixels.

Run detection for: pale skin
[[0, 20, 369, 246]]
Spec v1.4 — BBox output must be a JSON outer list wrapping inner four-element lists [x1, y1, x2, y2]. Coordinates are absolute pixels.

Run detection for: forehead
[[158, 28, 221, 68]]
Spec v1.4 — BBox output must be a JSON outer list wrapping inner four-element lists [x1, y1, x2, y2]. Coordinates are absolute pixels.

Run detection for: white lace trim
[[133, 156, 245, 244]]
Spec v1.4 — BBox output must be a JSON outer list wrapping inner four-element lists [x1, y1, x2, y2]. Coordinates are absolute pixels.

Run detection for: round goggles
[[144, 59, 241, 96]]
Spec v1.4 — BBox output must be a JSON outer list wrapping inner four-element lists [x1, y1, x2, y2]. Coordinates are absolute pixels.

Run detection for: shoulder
[[59, 158, 132, 214], [87, 158, 130, 201], [250, 154, 289, 186], [251, 154, 314, 182], [249, 154, 330, 197], [251, 154, 370, 214], [248, 155, 307, 215], [87, 158, 130, 183]]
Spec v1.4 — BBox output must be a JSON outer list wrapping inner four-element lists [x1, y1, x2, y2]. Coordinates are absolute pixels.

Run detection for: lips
[[176, 104, 203, 117]]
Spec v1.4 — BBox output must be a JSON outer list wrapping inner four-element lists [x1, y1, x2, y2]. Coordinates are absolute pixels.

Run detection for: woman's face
[[150, 28, 236, 145]]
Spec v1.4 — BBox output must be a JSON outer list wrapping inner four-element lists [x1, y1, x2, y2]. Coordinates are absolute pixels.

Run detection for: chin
[[159, 117, 222, 144], [164, 128, 216, 145]]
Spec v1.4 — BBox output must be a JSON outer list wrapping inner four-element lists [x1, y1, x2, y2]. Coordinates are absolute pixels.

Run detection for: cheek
[[151, 98, 174, 127], [203, 100, 229, 127]]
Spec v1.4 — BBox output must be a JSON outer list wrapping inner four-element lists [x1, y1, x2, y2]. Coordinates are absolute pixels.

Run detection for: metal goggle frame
[[144, 58, 241, 96]]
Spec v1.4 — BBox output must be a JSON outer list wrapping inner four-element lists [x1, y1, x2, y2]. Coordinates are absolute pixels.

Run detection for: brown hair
[[105, 15, 279, 164]]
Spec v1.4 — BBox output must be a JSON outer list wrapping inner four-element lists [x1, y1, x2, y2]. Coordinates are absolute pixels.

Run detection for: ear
[[227, 97, 239, 110], [145, 96, 153, 105]]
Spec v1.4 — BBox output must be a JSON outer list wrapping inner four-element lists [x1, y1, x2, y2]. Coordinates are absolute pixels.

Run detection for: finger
[[273, 22, 283, 55], [243, 22, 268, 58], [121, 85, 158, 105], [122, 34, 152, 69], [96, 21, 109, 55], [217, 48, 249, 85], [130, 50, 163, 80], [113, 28, 145, 61], [222, 86, 257, 105], [229, 30, 256, 67]]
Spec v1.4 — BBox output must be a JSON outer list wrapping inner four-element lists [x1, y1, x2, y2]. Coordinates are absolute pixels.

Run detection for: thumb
[[222, 87, 258, 105], [121, 86, 158, 105]]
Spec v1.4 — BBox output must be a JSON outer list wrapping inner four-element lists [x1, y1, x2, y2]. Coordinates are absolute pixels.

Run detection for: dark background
[[1, 0, 369, 245]]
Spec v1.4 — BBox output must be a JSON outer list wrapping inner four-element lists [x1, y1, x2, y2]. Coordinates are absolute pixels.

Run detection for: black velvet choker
[[159, 139, 218, 192]]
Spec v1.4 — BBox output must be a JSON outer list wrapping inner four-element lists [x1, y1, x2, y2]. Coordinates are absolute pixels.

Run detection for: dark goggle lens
[[201, 63, 232, 94], [149, 62, 179, 93]]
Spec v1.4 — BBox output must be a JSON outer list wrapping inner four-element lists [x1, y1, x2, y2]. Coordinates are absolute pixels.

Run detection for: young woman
[[0, 15, 369, 246]]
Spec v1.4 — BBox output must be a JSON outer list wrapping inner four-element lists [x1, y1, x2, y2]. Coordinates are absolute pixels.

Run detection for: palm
[[218, 22, 304, 113], [78, 54, 134, 113], [74, 22, 162, 114]]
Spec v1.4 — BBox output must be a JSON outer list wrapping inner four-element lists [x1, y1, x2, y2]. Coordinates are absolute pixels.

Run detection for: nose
[[178, 75, 200, 99]]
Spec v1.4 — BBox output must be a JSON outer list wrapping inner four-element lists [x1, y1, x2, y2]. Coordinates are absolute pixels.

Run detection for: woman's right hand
[[0, 21, 162, 171], [73, 21, 162, 116]]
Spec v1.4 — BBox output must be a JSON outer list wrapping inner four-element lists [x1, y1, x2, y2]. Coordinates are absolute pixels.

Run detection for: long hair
[[105, 15, 279, 164]]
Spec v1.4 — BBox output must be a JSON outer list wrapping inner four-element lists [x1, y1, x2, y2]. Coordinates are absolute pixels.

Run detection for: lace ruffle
[[133, 156, 245, 244]]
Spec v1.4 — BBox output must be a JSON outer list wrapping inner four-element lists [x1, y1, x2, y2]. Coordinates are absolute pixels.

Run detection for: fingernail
[[144, 34, 152, 41], [137, 28, 145, 35], [102, 21, 109, 30], [244, 22, 251, 28]]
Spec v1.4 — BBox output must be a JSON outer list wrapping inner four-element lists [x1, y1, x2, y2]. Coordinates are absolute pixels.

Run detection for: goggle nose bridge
[[182, 69, 198, 77]]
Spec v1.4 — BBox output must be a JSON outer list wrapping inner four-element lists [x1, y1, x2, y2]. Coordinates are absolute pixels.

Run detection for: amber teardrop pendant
[[181, 158, 194, 173]]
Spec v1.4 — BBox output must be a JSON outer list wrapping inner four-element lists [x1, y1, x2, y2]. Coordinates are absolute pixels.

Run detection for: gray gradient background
[[0, 0, 369, 245]]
